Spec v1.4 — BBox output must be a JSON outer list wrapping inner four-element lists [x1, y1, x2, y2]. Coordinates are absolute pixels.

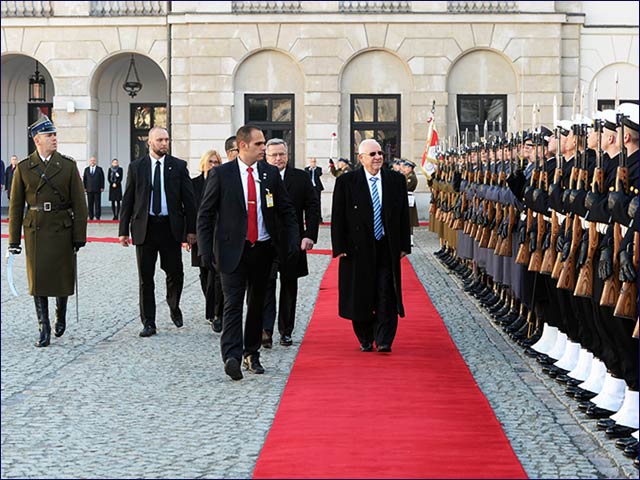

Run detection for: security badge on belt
[[265, 189, 274, 208]]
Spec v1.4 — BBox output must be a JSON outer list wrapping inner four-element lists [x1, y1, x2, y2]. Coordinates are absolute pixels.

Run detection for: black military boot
[[34, 296, 51, 348], [54, 296, 68, 338]]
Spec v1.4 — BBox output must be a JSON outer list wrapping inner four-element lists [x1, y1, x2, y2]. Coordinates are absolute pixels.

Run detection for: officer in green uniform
[[8, 116, 88, 347]]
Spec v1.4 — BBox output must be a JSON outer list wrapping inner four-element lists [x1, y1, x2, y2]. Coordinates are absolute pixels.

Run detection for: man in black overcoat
[[262, 138, 318, 348], [331, 139, 411, 353]]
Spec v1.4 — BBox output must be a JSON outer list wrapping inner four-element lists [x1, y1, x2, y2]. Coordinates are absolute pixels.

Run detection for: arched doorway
[[90, 53, 167, 181], [1, 54, 55, 161], [447, 49, 517, 141], [590, 62, 639, 111], [233, 49, 304, 166], [340, 50, 411, 165]]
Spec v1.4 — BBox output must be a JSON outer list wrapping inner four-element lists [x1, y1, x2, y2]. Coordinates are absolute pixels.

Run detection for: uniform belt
[[29, 202, 72, 212]]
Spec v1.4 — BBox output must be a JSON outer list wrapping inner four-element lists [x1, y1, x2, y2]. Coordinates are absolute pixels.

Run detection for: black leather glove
[[585, 191, 599, 211], [598, 244, 613, 280], [542, 230, 551, 251], [628, 195, 638, 224], [608, 191, 631, 225], [619, 249, 637, 282], [489, 216, 496, 230], [8, 244, 21, 255], [548, 182, 563, 212], [73, 241, 86, 253], [528, 229, 537, 253], [576, 231, 589, 270], [562, 189, 574, 212], [561, 235, 572, 261], [507, 170, 526, 199], [517, 222, 527, 245], [555, 231, 565, 254]]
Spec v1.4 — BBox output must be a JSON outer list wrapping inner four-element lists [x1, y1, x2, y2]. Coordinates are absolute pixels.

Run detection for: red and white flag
[[420, 114, 438, 178]]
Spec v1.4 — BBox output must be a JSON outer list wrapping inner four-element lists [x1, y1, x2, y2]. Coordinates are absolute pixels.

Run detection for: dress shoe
[[624, 443, 639, 459], [574, 390, 597, 402], [615, 437, 638, 450], [633, 457, 639, 469], [555, 374, 570, 384], [243, 354, 265, 374], [212, 317, 222, 333], [376, 344, 392, 353], [139, 325, 157, 337], [606, 425, 638, 438], [280, 335, 293, 346], [170, 308, 183, 328], [224, 357, 243, 381], [596, 418, 616, 430], [566, 377, 582, 387], [360, 342, 373, 352], [578, 400, 595, 411], [585, 405, 615, 419], [262, 330, 273, 349]]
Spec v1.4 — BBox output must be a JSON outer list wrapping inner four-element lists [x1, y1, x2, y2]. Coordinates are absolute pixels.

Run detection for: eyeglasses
[[228, 148, 239, 153], [266, 152, 287, 158], [363, 151, 384, 157]]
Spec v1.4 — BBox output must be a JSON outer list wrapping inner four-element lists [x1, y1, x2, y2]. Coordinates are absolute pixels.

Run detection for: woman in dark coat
[[191, 149, 224, 332], [108, 158, 123, 219]]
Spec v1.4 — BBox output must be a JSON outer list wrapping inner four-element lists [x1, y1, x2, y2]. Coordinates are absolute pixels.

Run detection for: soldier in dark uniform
[[8, 116, 88, 347], [108, 158, 123, 220], [401, 159, 419, 245]]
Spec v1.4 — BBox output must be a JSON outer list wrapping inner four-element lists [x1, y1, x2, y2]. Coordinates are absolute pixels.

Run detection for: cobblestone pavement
[[1, 222, 636, 478]]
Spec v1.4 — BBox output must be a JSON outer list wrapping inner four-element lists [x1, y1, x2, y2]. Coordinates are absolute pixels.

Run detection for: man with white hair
[[331, 139, 411, 353]]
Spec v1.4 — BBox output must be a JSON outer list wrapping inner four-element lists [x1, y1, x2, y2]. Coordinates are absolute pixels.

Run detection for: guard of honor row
[[429, 95, 639, 468]]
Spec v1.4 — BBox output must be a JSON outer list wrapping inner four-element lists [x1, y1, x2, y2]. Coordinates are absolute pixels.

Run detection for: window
[[245, 94, 295, 162], [27, 103, 53, 154], [598, 99, 639, 111], [351, 94, 400, 166], [130, 104, 167, 161], [457, 95, 506, 141]]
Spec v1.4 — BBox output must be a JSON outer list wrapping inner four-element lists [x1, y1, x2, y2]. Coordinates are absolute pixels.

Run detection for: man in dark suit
[[119, 127, 197, 337], [331, 139, 411, 353], [262, 138, 319, 348], [5, 155, 18, 201], [197, 125, 299, 380], [83, 156, 105, 220], [304, 157, 324, 223]]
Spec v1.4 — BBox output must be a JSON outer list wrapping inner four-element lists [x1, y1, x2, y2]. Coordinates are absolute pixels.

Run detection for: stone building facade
[[1, 1, 638, 218]]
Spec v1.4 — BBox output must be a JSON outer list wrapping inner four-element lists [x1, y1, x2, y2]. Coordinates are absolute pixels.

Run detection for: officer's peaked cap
[[28, 115, 57, 138]]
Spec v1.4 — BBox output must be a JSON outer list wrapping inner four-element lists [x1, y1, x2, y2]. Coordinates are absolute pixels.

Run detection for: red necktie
[[246, 166, 258, 244]]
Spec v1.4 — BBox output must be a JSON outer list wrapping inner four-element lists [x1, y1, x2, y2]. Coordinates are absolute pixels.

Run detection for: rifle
[[515, 152, 538, 265], [490, 141, 505, 251], [529, 129, 547, 272], [479, 145, 495, 248], [614, 230, 638, 319], [601, 114, 628, 307], [540, 130, 563, 274], [557, 122, 588, 290], [574, 118, 604, 297], [498, 135, 518, 256]]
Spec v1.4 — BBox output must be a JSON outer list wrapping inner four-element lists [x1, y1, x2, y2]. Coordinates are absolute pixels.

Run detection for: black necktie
[[152, 160, 162, 215]]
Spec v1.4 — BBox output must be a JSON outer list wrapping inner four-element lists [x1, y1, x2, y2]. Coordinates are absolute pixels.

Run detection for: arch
[[339, 49, 412, 162], [446, 48, 518, 136], [589, 62, 639, 107], [1, 53, 56, 161], [89, 51, 167, 192], [233, 48, 305, 164]]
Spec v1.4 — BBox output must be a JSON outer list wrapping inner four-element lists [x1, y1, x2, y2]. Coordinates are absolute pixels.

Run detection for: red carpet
[[254, 258, 526, 479]]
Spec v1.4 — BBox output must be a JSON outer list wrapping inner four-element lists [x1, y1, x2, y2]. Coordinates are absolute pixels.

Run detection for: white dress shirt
[[149, 153, 168, 216], [364, 169, 385, 237], [237, 159, 270, 241]]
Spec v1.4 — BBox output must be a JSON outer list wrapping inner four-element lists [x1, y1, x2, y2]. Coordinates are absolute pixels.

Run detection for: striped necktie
[[370, 176, 383, 240]]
